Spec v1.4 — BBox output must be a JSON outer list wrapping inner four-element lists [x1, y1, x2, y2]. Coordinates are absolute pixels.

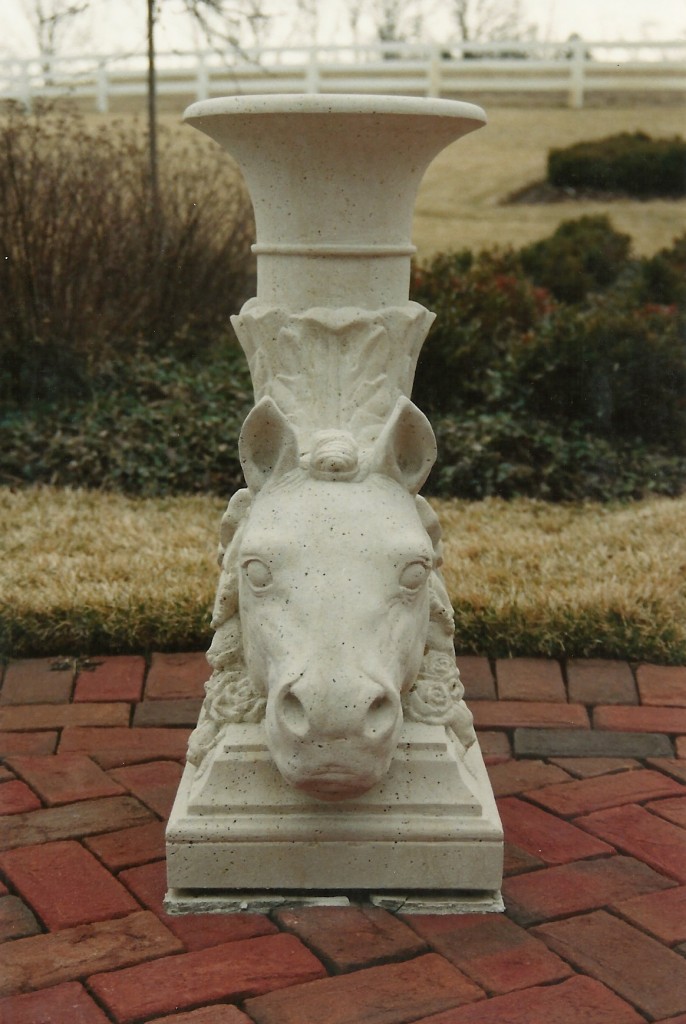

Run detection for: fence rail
[[1, 39, 685, 112]]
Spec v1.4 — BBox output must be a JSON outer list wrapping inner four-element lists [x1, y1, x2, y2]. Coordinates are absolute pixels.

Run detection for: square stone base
[[166, 721, 503, 911]]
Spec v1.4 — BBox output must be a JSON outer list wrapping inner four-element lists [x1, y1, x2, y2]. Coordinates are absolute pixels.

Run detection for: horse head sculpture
[[187, 393, 476, 803], [236, 394, 438, 800]]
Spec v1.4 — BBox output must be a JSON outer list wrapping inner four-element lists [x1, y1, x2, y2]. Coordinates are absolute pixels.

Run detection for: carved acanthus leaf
[[231, 302, 434, 455]]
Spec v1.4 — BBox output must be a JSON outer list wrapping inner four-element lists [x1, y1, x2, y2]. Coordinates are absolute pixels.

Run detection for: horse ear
[[371, 396, 437, 494], [239, 397, 300, 494]]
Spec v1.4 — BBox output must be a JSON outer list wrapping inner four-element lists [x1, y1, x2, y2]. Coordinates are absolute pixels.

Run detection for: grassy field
[[412, 103, 686, 259], [2, 487, 684, 663], [3, 102, 684, 663], [82, 102, 685, 260]]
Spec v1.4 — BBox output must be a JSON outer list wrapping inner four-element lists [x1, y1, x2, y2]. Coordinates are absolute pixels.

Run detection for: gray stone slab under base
[[514, 728, 673, 759], [166, 721, 503, 904], [164, 888, 504, 916]]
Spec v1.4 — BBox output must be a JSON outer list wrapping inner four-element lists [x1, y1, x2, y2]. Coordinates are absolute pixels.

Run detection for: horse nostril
[[364, 692, 399, 739], [280, 689, 309, 738]]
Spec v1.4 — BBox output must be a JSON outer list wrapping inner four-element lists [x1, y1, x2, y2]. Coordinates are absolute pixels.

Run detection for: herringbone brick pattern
[[0, 654, 684, 1023]]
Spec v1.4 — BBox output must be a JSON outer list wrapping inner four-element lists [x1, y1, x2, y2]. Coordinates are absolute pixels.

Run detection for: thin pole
[[147, 0, 160, 218]]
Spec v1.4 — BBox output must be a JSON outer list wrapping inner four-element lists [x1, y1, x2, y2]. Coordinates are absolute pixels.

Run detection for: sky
[[3, 0, 686, 61]]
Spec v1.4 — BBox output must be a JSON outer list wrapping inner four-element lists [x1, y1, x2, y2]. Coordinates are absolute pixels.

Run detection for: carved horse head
[[234, 394, 439, 800]]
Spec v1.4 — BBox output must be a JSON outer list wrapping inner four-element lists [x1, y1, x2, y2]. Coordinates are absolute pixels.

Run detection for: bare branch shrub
[[0, 103, 256, 405]]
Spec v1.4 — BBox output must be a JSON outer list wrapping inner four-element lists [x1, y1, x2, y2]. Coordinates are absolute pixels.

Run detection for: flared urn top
[[184, 94, 486, 310]]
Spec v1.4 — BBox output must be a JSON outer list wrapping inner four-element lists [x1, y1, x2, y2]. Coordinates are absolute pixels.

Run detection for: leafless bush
[[0, 103, 256, 405]]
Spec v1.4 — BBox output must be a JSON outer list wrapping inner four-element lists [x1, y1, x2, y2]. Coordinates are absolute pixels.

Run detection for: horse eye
[[244, 559, 272, 590], [399, 561, 430, 591]]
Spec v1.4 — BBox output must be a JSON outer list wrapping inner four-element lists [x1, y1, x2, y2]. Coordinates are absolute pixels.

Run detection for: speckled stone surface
[[166, 95, 501, 906]]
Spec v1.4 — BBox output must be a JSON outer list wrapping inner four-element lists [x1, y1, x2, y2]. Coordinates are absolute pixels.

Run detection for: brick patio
[[0, 653, 685, 1023]]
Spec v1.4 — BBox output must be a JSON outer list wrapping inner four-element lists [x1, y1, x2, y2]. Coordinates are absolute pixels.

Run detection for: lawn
[[2, 101, 684, 664], [2, 487, 684, 663], [90, 101, 685, 260], [412, 103, 686, 259]]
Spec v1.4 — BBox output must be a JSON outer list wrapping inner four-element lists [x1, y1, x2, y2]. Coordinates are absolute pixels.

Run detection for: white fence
[[1, 39, 685, 112]]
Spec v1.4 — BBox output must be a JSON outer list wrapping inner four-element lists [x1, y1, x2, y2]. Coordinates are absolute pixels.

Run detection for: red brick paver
[[0, 731, 58, 755], [108, 760, 183, 818], [73, 656, 146, 704], [0, 796, 154, 852], [471, 701, 589, 730], [1, 659, 73, 705], [455, 656, 496, 701], [549, 756, 641, 778], [501, 855, 675, 925], [577, 803, 686, 882], [119, 858, 278, 951], [274, 904, 427, 972], [486, 759, 570, 797], [0, 840, 138, 929], [566, 658, 637, 705], [244, 954, 483, 1024], [646, 794, 686, 827], [0, 703, 130, 730], [6, 753, 124, 805], [59, 726, 191, 767], [475, 731, 511, 764], [636, 664, 686, 707], [0, 911, 182, 997], [145, 652, 208, 700], [495, 658, 566, 702], [615, 883, 686, 944], [83, 819, 167, 870], [414, 976, 644, 1023], [534, 909, 686, 1019], [405, 913, 571, 994], [0, 779, 41, 815], [89, 933, 326, 1023], [526, 766, 683, 817], [497, 796, 613, 864], [1, 652, 685, 1024], [152, 1009, 253, 1024], [0, 896, 40, 941], [594, 704, 686, 734], [0, 982, 111, 1024]]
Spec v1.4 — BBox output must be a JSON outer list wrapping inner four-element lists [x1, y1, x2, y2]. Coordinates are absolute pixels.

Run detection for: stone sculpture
[[166, 95, 503, 912]]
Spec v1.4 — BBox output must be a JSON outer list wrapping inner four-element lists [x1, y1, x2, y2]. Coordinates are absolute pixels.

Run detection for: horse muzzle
[[264, 675, 403, 801]]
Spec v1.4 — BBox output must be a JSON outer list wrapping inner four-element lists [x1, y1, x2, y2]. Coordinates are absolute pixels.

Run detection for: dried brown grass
[[2, 487, 684, 662], [413, 104, 686, 259]]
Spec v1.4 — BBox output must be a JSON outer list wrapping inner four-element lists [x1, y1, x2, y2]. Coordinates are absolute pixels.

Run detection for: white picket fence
[[1, 38, 685, 112]]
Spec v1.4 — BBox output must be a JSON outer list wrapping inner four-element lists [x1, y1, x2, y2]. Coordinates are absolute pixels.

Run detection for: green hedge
[[519, 215, 632, 303], [2, 214, 685, 503], [548, 132, 686, 197], [1, 356, 253, 497]]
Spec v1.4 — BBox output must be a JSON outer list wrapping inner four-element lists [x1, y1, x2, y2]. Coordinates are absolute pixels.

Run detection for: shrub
[[431, 411, 686, 502], [0, 355, 252, 496], [411, 247, 555, 415], [519, 215, 632, 303], [547, 132, 686, 197], [638, 232, 686, 307], [0, 104, 256, 407], [3, 214, 684, 504], [512, 298, 686, 450]]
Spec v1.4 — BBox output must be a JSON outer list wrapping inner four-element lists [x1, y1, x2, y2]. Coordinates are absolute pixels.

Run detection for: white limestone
[[167, 721, 503, 896], [166, 94, 503, 907]]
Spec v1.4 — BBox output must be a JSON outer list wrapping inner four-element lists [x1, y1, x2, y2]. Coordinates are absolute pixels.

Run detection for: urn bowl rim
[[183, 92, 486, 126]]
